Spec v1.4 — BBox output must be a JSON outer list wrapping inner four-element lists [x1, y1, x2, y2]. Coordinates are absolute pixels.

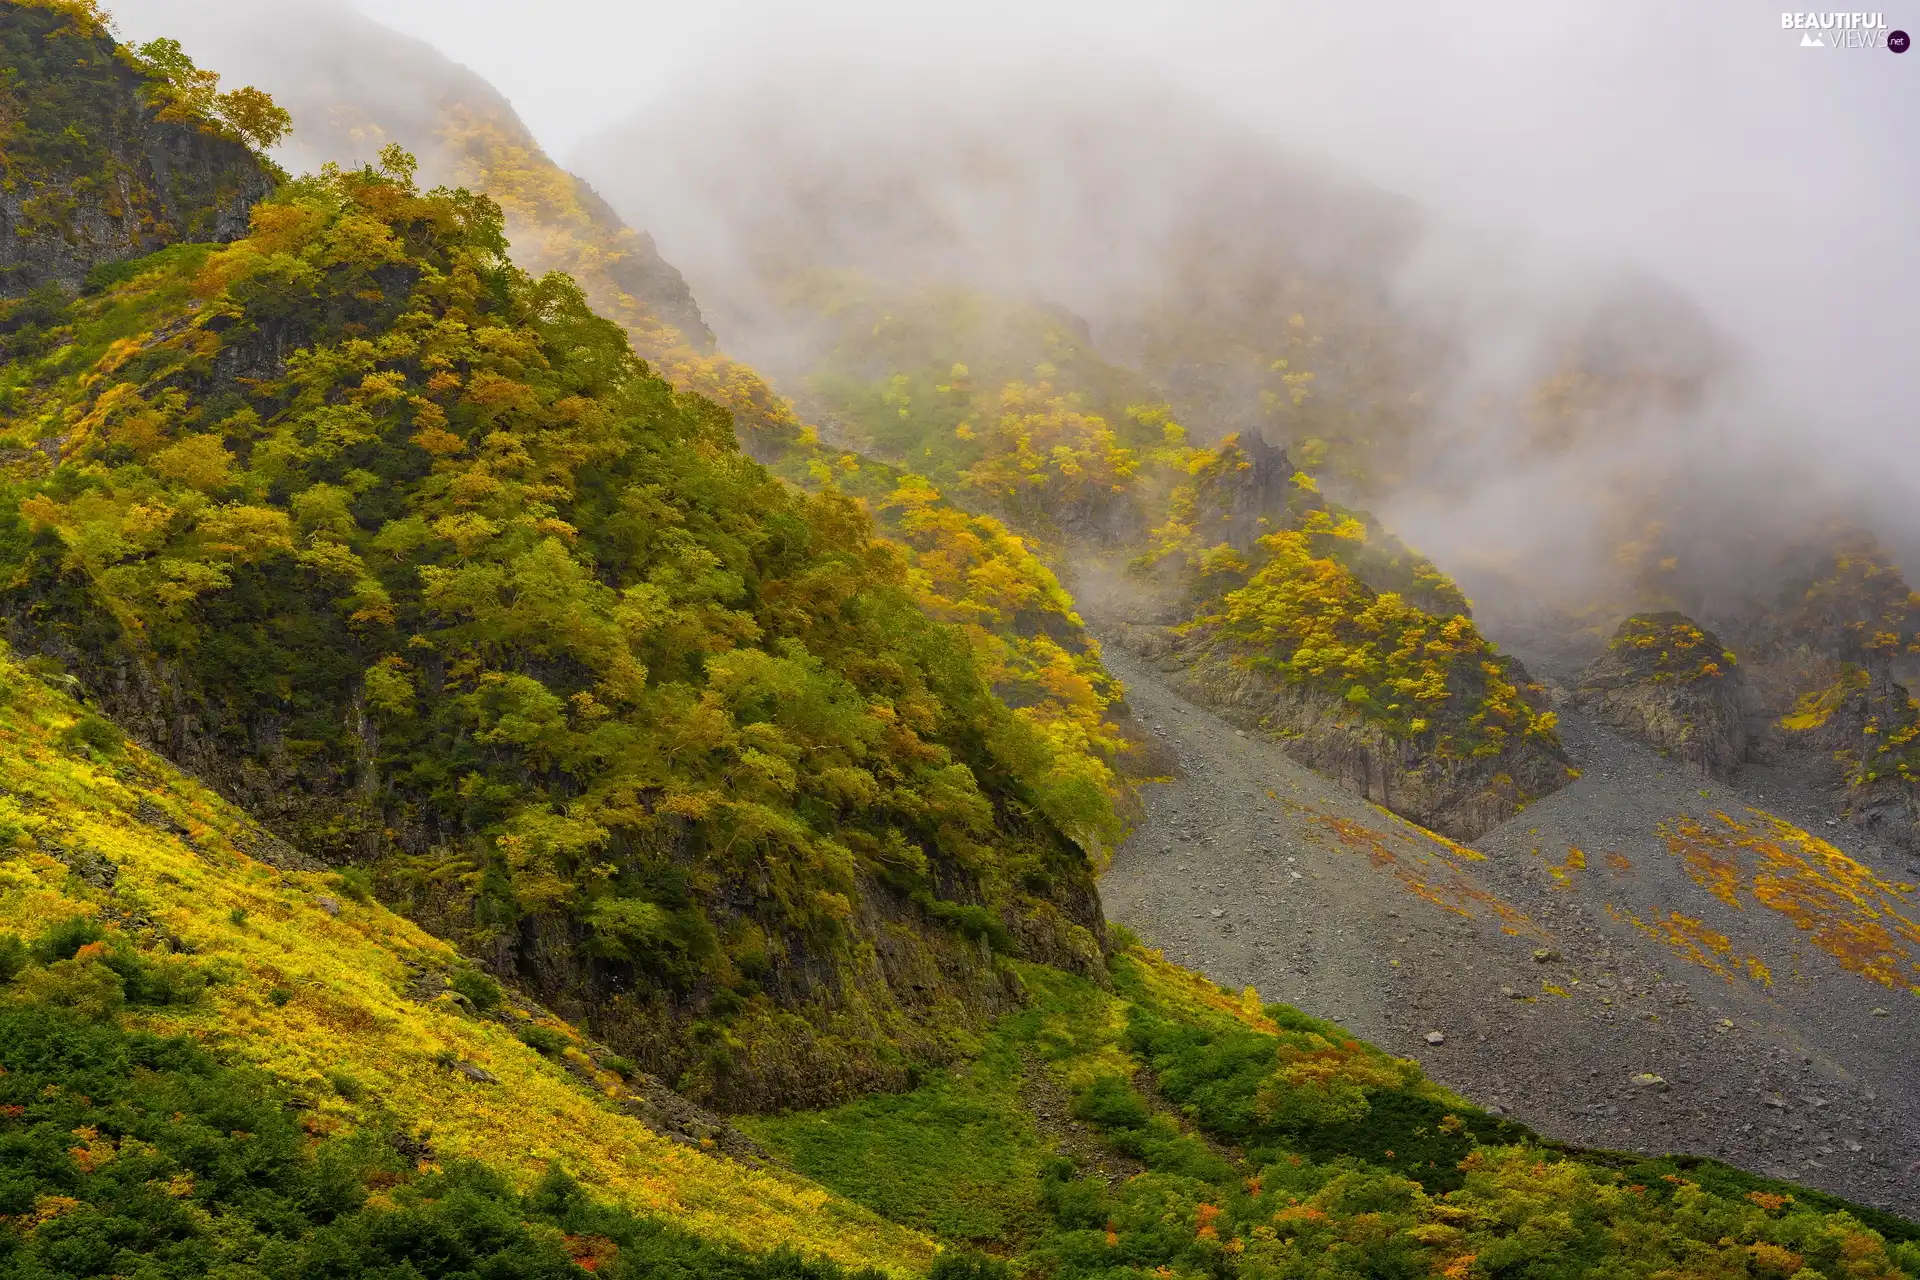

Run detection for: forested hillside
[[0, 10, 1118, 1110], [2, 3, 1917, 1276], [112, 0, 1147, 832]]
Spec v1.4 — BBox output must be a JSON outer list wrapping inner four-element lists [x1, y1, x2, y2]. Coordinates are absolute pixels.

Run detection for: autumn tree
[[132, 36, 291, 150]]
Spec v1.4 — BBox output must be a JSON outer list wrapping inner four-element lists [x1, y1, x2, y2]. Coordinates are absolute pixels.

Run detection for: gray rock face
[[568, 177, 713, 350], [0, 5, 273, 296], [1573, 612, 1749, 779], [1109, 619, 1572, 840]]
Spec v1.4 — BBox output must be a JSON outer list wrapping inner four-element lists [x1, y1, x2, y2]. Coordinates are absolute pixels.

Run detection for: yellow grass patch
[[0, 653, 930, 1274]]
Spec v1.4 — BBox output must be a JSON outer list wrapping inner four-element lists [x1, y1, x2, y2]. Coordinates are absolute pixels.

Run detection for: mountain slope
[[4, 9, 1917, 1277], [93, 0, 1148, 832], [10, 631, 1914, 1276], [0, 639, 930, 1272], [613, 262, 1571, 837], [0, 143, 1109, 1109], [576, 69, 1721, 516]]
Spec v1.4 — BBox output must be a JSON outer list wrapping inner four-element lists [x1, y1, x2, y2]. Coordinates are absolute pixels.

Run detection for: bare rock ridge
[[0, 4, 273, 296], [1573, 611, 1751, 780]]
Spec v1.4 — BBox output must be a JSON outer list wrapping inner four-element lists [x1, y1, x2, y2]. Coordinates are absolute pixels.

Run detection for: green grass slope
[[0, 640, 933, 1272], [748, 946, 1920, 1278]]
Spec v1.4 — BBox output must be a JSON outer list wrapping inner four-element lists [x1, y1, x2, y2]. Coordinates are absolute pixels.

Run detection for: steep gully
[[1094, 637, 1920, 1218]]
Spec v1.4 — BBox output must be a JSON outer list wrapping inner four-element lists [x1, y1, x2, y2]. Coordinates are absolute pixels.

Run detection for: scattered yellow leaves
[[1660, 809, 1920, 992]]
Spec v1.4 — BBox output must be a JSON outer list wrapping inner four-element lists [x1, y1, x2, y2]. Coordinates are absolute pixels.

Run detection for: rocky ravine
[[1097, 638, 1920, 1219]]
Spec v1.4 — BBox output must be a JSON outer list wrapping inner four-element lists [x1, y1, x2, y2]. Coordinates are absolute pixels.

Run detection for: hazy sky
[[105, 0, 1917, 491]]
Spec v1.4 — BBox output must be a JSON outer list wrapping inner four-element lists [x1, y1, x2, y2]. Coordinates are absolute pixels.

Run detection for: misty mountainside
[[0, 0, 275, 295], [91, 0, 1149, 853], [574, 70, 1724, 514], [4, 4, 1920, 1277], [98, 0, 1580, 843], [93, 0, 713, 351], [576, 71, 1919, 853]]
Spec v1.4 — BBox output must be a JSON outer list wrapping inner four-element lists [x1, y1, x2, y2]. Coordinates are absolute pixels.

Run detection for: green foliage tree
[[131, 36, 291, 150]]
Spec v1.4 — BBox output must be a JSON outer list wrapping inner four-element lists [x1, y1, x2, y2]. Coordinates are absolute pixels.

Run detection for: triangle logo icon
[[1800, 31, 1826, 45]]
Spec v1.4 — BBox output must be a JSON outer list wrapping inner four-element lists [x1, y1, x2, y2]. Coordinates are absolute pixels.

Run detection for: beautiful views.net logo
[[1781, 12, 1911, 50]]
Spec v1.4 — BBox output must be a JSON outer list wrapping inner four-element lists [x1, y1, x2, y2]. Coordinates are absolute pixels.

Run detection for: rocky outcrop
[[567, 178, 712, 350], [1744, 654, 1920, 850], [1094, 432, 1571, 840], [1848, 762, 1919, 849], [1190, 430, 1298, 553], [1573, 612, 1750, 779], [0, 3, 273, 296], [1107, 620, 1570, 840]]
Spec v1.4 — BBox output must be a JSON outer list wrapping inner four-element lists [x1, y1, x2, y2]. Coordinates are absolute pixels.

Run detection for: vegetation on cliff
[[1751, 539, 1920, 839], [234, 41, 1143, 835], [1572, 612, 1749, 779], [758, 276, 1559, 787], [1599, 613, 1736, 685], [1148, 442, 1556, 766], [0, 0, 280, 294]]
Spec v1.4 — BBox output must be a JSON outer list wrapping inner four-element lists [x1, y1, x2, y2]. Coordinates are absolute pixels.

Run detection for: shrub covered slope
[[0, 137, 1111, 1107], [3, 8, 1916, 1277], [0, 638, 929, 1272]]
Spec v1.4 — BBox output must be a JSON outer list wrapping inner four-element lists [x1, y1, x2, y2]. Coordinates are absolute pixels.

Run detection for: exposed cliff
[[1105, 434, 1571, 839], [1573, 611, 1750, 779], [0, 0, 273, 295], [1724, 537, 1920, 848]]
